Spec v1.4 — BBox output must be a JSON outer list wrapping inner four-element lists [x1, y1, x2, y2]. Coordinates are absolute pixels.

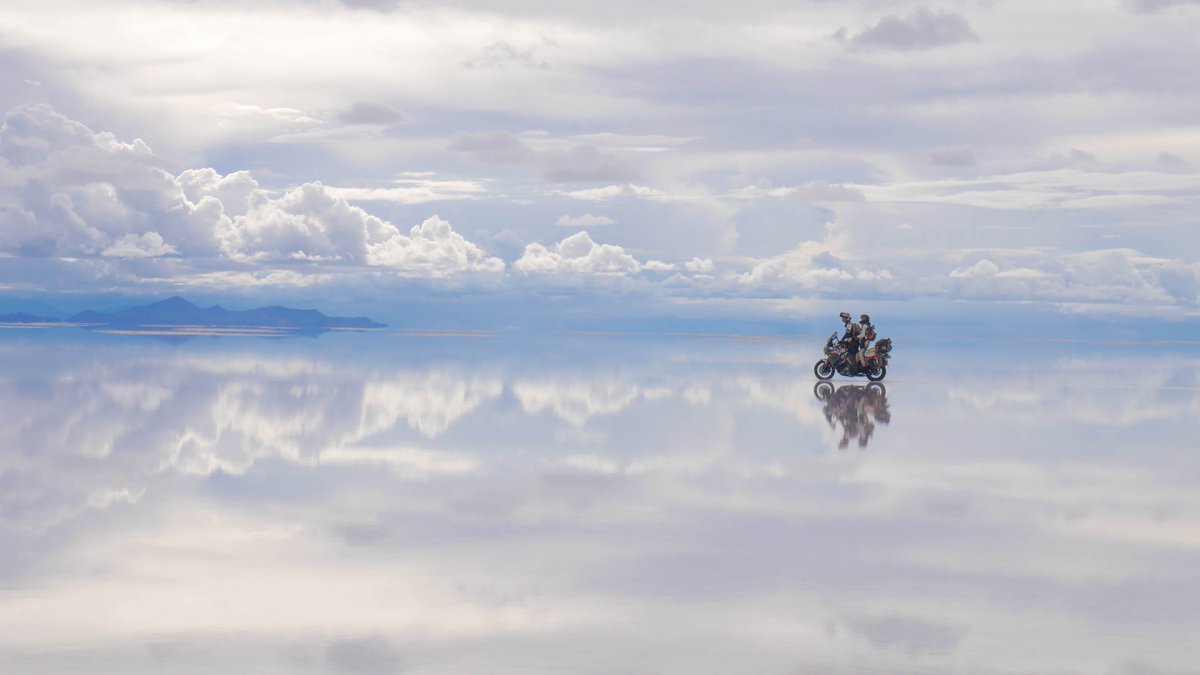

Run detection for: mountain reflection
[[813, 382, 891, 449]]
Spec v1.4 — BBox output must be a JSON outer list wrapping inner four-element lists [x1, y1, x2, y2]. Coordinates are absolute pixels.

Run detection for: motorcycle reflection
[[813, 381, 890, 449]]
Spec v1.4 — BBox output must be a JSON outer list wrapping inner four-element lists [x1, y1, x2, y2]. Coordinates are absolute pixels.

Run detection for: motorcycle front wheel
[[866, 365, 886, 382], [813, 381, 834, 401], [814, 360, 834, 380]]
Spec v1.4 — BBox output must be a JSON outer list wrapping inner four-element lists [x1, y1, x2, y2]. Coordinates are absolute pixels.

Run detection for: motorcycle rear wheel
[[814, 360, 834, 380], [866, 365, 886, 382]]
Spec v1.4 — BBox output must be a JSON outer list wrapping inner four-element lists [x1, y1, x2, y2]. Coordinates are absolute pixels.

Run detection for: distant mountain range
[[1, 296, 385, 330]]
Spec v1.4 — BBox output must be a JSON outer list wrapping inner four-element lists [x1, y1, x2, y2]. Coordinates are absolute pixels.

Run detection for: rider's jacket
[[841, 322, 863, 345]]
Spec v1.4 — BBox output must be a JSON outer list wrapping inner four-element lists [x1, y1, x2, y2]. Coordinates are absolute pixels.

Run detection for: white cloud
[[102, 231, 178, 258], [0, 106, 503, 281], [857, 169, 1200, 211], [450, 131, 635, 182], [949, 259, 1000, 278], [741, 241, 893, 288], [942, 248, 1195, 305], [555, 184, 670, 201], [514, 231, 643, 275], [729, 181, 864, 202], [556, 213, 615, 227], [365, 214, 505, 276], [684, 257, 714, 274], [325, 178, 488, 205]]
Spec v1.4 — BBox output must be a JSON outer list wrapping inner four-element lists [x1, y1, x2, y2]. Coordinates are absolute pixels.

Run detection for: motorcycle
[[813, 333, 892, 382]]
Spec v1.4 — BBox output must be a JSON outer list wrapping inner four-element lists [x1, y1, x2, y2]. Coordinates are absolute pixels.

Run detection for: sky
[[1, 0, 1199, 323]]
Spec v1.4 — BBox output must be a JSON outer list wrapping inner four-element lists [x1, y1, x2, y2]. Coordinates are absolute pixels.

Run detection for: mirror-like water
[[1, 331, 1197, 674]]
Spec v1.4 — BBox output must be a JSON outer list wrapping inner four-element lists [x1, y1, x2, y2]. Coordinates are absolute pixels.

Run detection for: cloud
[[449, 131, 634, 182], [326, 178, 488, 205], [928, 146, 977, 167], [339, 0, 401, 10], [0, 105, 503, 282], [514, 231, 642, 275], [102, 232, 178, 258], [850, 8, 979, 51], [949, 259, 1001, 278], [556, 213, 615, 227], [943, 249, 1197, 305], [729, 181, 864, 202], [337, 101, 407, 126], [843, 614, 968, 657], [1124, 0, 1200, 12], [325, 635, 405, 675], [1069, 148, 1098, 165], [541, 144, 635, 182], [555, 184, 669, 201], [464, 42, 549, 70], [856, 169, 1199, 211], [740, 241, 893, 288], [684, 257, 714, 274], [364, 215, 505, 275], [448, 131, 537, 165]]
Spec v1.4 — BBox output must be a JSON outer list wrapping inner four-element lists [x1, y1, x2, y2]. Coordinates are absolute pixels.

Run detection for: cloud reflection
[[1, 337, 1199, 673]]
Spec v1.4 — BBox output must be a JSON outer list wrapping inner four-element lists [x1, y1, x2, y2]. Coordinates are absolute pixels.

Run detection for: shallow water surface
[[1, 332, 1197, 674]]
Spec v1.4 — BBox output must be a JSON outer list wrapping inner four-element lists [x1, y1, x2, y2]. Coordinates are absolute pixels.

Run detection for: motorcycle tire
[[813, 381, 834, 401], [866, 365, 886, 382], [814, 360, 834, 380]]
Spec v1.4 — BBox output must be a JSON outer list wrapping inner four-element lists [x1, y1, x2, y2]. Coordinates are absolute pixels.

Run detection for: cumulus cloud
[[944, 249, 1199, 305], [365, 214, 505, 275], [850, 8, 979, 51], [556, 213, 615, 227], [0, 105, 503, 282], [102, 232, 177, 258], [684, 257, 714, 274], [949, 259, 1001, 278], [741, 241, 893, 288], [514, 231, 642, 275]]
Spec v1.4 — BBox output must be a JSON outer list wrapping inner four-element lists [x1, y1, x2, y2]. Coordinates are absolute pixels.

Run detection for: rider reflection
[[813, 382, 890, 449]]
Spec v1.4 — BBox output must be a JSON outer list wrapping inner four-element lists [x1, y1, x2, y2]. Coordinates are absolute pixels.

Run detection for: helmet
[[860, 314, 870, 324], [839, 312, 851, 323]]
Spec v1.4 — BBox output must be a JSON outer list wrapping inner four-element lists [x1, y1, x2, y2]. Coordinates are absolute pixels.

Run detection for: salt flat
[[1, 331, 1196, 674]]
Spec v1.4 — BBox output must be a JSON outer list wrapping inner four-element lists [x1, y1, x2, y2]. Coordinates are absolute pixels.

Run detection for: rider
[[857, 314, 875, 367], [839, 312, 862, 367]]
